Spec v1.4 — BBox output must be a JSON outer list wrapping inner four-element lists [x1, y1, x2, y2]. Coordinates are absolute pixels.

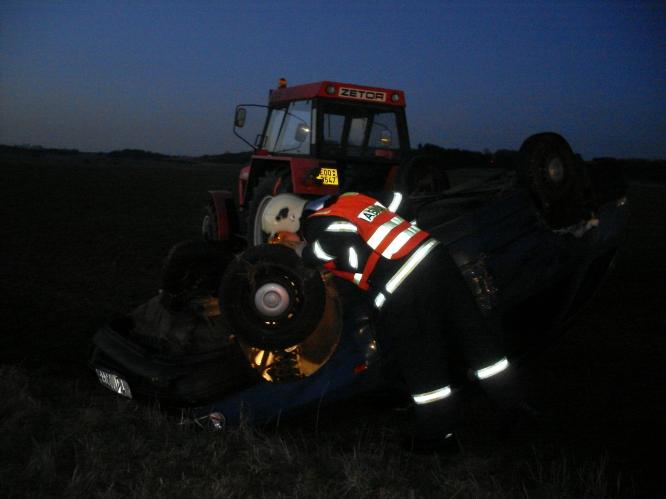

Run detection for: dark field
[[1, 152, 665, 498]]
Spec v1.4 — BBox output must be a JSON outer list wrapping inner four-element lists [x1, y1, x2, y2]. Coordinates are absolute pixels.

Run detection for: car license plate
[[95, 369, 132, 399], [316, 167, 339, 186]]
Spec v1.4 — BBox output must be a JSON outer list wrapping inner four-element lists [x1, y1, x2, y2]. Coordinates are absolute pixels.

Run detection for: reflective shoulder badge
[[358, 204, 385, 222]]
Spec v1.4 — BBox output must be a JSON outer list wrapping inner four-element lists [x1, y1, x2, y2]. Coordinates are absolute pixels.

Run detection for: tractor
[[201, 79, 446, 246]]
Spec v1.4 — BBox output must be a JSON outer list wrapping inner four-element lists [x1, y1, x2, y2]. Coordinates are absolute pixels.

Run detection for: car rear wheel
[[519, 132, 591, 229], [220, 244, 326, 350]]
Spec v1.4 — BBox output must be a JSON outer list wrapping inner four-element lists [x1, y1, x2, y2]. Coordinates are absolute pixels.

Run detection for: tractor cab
[[235, 81, 410, 200], [248, 82, 409, 160]]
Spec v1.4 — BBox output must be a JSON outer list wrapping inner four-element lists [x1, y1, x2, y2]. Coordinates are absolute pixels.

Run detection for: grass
[[1, 151, 664, 497], [1, 365, 628, 498]]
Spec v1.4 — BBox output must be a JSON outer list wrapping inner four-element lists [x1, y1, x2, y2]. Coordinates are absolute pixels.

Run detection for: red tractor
[[202, 80, 434, 246]]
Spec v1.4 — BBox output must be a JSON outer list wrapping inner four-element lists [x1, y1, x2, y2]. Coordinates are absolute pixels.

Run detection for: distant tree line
[[2, 143, 664, 182], [107, 149, 167, 160], [0, 144, 80, 156], [415, 142, 523, 169], [199, 151, 253, 164]]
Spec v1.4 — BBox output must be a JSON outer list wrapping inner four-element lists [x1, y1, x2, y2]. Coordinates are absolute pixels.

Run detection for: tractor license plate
[[316, 167, 339, 186], [95, 369, 132, 399]]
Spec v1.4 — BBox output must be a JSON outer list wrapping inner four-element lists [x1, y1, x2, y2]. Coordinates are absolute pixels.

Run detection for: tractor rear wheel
[[201, 202, 218, 241], [246, 172, 291, 246]]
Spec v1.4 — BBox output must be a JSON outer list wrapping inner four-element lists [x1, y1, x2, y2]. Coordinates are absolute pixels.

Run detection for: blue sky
[[1, 1, 664, 159]]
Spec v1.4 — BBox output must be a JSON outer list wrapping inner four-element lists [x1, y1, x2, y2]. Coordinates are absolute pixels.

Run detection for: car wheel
[[397, 155, 450, 196], [220, 244, 326, 350], [160, 240, 236, 311], [519, 132, 591, 229]]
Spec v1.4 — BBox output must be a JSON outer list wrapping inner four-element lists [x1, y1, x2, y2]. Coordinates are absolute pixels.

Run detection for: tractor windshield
[[263, 100, 313, 155], [317, 102, 403, 160]]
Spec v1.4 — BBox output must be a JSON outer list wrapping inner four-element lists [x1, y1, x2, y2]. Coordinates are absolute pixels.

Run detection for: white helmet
[[261, 194, 308, 237]]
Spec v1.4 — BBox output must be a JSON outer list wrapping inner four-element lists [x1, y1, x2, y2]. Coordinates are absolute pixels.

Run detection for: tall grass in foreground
[[0, 366, 629, 499]]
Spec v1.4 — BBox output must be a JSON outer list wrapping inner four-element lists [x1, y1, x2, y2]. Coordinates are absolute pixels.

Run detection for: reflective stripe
[[312, 240, 335, 262], [374, 292, 386, 309], [387, 192, 403, 212], [382, 225, 421, 258], [385, 239, 439, 294], [412, 385, 452, 405], [348, 247, 358, 269], [353, 273, 363, 285], [475, 358, 509, 380], [367, 216, 402, 249], [325, 221, 357, 233]]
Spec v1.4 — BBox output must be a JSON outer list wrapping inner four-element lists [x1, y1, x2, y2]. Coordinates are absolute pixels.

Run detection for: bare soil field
[[1, 151, 665, 498]]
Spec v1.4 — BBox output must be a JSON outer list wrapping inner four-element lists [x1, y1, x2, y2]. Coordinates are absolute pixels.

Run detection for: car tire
[[519, 132, 591, 229], [220, 244, 326, 350], [160, 240, 236, 311], [396, 155, 450, 196]]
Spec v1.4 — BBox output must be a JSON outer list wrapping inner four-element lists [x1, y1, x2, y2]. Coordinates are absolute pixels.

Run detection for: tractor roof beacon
[[203, 80, 412, 246]]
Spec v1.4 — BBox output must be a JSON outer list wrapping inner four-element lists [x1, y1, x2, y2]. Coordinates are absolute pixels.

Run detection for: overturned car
[[90, 133, 628, 428]]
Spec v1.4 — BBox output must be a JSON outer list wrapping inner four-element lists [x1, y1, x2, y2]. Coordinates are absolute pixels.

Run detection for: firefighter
[[261, 192, 525, 451]]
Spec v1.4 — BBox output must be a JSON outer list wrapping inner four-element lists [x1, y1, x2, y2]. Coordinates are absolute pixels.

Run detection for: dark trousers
[[377, 246, 505, 396]]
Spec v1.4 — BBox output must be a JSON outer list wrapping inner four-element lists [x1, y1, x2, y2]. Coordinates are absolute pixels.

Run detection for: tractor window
[[318, 101, 403, 160], [323, 113, 345, 145], [263, 108, 286, 151], [273, 100, 313, 154], [348, 118, 368, 146], [368, 112, 398, 150]]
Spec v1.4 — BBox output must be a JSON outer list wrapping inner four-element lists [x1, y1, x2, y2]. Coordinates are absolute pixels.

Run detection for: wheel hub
[[254, 282, 290, 317], [546, 157, 564, 185]]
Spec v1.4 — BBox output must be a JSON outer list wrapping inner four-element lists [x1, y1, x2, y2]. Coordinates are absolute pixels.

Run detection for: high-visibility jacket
[[305, 192, 440, 308]]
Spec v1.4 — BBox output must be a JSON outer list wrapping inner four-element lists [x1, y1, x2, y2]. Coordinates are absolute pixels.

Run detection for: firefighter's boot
[[403, 393, 461, 454], [478, 365, 542, 437]]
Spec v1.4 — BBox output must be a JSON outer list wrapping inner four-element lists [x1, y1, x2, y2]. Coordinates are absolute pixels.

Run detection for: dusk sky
[[1, 1, 664, 159]]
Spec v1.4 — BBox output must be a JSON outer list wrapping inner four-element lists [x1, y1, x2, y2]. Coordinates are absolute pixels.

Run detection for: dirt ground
[[1, 151, 664, 497]]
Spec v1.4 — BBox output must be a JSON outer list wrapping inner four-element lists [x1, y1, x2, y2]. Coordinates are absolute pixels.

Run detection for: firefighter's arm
[[301, 231, 342, 268], [301, 217, 361, 269]]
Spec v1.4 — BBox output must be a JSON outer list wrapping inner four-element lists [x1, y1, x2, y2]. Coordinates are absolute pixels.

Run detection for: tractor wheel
[[220, 244, 326, 350], [519, 132, 591, 229], [201, 202, 218, 241], [246, 172, 290, 246]]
